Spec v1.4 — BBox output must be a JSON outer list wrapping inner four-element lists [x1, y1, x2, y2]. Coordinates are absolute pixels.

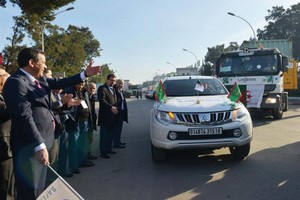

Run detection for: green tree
[[5, 0, 75, 15], [257, 3, 300, 59], [45, 25, 101, 76], [202, 42, 239, 75], [204, 44, 225, 64], [2, 16, 26, 74], [0, 0, 6, 7]]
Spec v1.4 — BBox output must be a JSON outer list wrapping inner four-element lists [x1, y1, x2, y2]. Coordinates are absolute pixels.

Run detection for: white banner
[[37, 178, 84, 200], [246, 84, 264, 108]]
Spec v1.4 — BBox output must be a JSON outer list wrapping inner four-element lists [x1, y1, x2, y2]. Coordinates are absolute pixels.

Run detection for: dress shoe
[[120, 142, 126, 145], [79, 160, 95, 168], [101, 154, 110, 159], [87, 154, 97, 160], [62, 172, 73, 178], [114, 145, 125, 149], [108, 151, 117, 154], [70, 168, 81, 174]]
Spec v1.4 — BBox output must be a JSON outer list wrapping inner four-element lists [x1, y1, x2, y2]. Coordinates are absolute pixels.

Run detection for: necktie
[[34, 80, 42, 89], [35, 80, 55, 128], [109, 87, 114, 94], [34, 80, 47, 94]]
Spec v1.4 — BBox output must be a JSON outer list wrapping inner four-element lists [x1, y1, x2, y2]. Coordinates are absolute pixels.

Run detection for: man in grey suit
[[3, 47, 100, 199]]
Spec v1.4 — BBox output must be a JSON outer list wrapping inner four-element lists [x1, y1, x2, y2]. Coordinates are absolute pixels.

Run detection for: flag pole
[[47, 164, 85, 200]]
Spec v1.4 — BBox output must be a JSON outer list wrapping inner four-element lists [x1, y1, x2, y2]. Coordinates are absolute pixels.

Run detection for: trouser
[[78, 121, 88, 164], [13, 150, 47, 200], [113, 110, 125, 146], [0, 157, 15, 200], [46, 137, 60, 186], [99, 125, 115, 154], [86, 127, 94, 155], [57, 131, 69, 175], [68, 121, 88, 169]]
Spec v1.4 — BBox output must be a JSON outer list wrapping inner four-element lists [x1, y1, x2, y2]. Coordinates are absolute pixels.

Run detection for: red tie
[[35, 80, 55, 129], [34, 80, 47, 94], [34, 80, 42, 89]]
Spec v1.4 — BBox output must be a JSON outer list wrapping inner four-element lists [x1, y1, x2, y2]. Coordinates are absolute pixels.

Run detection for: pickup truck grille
[[175, 111, 231, 125]]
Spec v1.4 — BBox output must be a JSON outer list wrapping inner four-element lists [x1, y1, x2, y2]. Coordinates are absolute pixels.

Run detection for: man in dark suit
[[97, 74, 118, 159], [2, 47, 100, 199], [113, 79, 128, 148]]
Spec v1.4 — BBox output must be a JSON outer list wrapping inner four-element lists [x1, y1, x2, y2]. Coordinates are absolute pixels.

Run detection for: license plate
[[189, 127, 223, 135]]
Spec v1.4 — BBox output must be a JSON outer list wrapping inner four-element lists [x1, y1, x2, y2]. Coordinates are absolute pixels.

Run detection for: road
[[66, 98, 300, 200]]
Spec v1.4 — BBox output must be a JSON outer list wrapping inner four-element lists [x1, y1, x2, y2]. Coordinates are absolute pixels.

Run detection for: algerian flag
[[155, 80, 166, 102], [227, 82, 242, 103], [243, 84, 264, 108]]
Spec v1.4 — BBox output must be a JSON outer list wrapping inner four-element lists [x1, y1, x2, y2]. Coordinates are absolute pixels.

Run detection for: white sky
[[0, 0, 298, 84]]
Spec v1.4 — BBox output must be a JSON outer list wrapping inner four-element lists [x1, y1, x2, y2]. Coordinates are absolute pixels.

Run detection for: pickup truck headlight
[[155, 110, 176, 125], [232, 107, 248, 122]]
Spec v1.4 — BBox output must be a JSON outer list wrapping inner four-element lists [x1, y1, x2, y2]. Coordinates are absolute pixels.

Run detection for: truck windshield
[[218, 54, 279, 77], [163, 78, 228, 97]]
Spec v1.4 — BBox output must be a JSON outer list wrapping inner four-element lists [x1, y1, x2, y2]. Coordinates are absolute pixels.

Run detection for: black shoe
[[120, 142, 126, 145], [108, 151, 117, 154], [79, 160, 95, 168], [70, 168, 81, 174], [101, 154, 110, 159], [87, 154, 97, 160], [114, 145, 125, 149], [62, 172, 73, 178]]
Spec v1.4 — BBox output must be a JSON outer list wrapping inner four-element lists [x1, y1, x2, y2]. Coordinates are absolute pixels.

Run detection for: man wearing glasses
[[97, 74, 118, 158]]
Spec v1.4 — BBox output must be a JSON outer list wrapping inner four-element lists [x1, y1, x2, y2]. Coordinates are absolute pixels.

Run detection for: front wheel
[[229, 143, 250, 160], [272, 103, 283, 119], [151, 143, 167, 163]]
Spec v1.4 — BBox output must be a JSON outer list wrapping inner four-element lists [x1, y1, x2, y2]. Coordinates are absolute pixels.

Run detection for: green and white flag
[[227, 82, 242, 103], [155, 80, 166, 102]]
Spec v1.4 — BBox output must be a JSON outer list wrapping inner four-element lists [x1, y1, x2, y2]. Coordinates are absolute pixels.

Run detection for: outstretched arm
[[85, 60, 101, 77]]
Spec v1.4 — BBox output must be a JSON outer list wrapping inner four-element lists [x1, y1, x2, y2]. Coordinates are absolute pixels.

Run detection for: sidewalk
[[289, 96, 300, 105]]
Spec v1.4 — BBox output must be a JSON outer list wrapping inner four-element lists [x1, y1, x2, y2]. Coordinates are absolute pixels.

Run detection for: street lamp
[[227, 12, 256, 41], [182, 48, 202, 74], [166, 62, 177, 69], [182, 49, 199, 66], [41, 7, 75, 51]]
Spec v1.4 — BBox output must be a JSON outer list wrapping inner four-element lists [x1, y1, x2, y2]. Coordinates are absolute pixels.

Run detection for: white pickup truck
[[150, 76, 253, 162]]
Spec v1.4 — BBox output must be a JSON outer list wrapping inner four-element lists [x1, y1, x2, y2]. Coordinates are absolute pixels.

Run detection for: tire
[[230, 143, 250, 160], [151, 143, 167, 163], [283, 93, 288, 112], [272, 103, 283, 119]]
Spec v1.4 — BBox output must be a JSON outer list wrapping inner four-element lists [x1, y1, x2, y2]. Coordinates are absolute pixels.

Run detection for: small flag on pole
[[155, 80, 166, 102], [227, 82, 242, 103], [37, 165, 84, 200]]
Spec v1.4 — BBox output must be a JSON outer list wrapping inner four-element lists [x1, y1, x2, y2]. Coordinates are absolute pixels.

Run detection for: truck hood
[[155, 95, 236, 112]]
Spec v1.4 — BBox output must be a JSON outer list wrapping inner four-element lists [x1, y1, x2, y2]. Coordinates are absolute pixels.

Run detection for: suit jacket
[[50, 91, 65, 138], [3, 68, 83, 153], [97, 84, 118, 127], [114, 86, 128, 123], [0, 93, 12, 162], [83, 89, 97, 130]]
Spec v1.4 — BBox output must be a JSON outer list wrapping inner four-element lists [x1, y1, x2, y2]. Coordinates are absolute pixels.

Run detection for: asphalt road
[[66, 98, 300, 200]]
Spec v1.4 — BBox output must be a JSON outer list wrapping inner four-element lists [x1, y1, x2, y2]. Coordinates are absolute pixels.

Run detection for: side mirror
[[282, 56, 289, 72]]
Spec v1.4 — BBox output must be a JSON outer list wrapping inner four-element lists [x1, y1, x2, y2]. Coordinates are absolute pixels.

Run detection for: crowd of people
[[0, 47, 128, 200]]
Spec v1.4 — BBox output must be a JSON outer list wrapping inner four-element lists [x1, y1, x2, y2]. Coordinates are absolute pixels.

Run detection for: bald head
[[116, 79, 124, 90]]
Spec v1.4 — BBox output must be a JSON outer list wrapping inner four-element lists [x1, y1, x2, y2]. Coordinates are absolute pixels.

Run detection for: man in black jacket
[[97, 74, 118, 158]]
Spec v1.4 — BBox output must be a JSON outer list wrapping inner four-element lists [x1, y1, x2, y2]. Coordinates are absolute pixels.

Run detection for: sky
[[0, 0, 299, 84]]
